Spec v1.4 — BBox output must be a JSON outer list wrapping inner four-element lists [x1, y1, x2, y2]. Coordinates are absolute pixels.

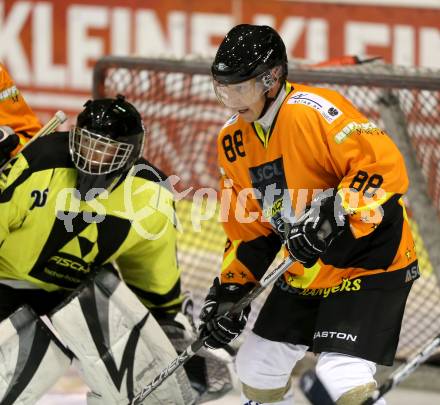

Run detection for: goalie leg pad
[[50, 268, 195, 405], [316, 352, 386, 405], [0, 305, 72, 405], [159, 291, 235, 402], [236, 331, 308, 403]]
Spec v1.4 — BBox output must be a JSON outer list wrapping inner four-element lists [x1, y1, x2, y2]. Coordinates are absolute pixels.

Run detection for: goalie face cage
[[93, 56, 440, 361]]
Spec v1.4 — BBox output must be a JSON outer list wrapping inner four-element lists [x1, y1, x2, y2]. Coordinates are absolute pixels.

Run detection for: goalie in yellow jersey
[[0, 96, 217, 404], [0, 62, 42, 165], [198, 24, 419, 405]]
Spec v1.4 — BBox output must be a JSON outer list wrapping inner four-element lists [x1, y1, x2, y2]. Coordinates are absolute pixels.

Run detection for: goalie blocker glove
[[199, 277, 253, 349], [285, 190, 347, 268]]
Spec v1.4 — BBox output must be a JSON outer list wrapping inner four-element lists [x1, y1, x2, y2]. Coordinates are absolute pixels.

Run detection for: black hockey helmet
[[69, 95, 145, 200], [211, 24, 288, 85]]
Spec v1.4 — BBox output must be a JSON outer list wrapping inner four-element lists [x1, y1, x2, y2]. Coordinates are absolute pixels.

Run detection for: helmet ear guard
[[261, 65, 284, 89]]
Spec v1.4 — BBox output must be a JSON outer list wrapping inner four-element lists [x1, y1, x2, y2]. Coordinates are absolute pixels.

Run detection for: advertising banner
[[0, 0, 439, 122]]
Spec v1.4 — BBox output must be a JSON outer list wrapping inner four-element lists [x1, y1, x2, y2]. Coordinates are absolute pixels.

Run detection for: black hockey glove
[[285, 190, 347, 268], [0, 126, 20, 166], [199, 277, 253, 350]]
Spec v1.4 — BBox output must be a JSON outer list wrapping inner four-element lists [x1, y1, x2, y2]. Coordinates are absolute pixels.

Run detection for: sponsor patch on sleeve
[[334, 121, 383, 144], [0, 85, 19, 103], [287, 92, 342, 123]]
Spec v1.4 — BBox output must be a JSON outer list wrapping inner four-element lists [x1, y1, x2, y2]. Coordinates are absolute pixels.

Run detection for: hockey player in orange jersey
[[198, 24, 418, 405], [0, 63, 41, 165]]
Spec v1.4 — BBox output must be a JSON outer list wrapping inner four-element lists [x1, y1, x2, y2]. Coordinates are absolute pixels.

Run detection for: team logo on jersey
[[249, 158, 289, 234], [328, 107, 339, 116], [48, 254, 90, 273], [263, 196, 284, 219], [44, 253, 91, 286], [249, 158, 284, 184], [30, 188, 48, 209], [313, 330, 358, 342], [298, 278, 362, 298], [287, 92, 342, 123], [405, 264, 419, 282], [334, 121, 384, 144], [0, 84, 19, 103]]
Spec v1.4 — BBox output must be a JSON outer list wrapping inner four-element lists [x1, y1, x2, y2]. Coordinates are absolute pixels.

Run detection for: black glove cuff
[[0, 126, 20, 153], [217, 281, 254, 303]]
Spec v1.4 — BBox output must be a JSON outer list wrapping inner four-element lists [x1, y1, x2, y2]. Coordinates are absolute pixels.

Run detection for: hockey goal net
[[93, 56, 440, 360]]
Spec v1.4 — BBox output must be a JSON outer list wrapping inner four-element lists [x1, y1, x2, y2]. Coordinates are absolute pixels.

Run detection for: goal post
[[92, 55, 440, 361]]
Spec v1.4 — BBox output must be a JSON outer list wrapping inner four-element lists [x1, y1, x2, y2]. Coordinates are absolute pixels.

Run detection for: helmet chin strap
[[256, 82, 284, 121], [257, 95, 275, 120]]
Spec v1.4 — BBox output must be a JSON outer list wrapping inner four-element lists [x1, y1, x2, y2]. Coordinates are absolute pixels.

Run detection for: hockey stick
[[363, 333, 440, 405], [299, 333, 440, 405], [299, 369, 335, 405], [130, 256, 295, 405], [0, 110, 67, 172]]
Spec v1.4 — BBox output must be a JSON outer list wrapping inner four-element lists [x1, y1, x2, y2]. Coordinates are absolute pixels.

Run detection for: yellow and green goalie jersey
[[0, 131, 182, 313], [218, 82, 418, 292]]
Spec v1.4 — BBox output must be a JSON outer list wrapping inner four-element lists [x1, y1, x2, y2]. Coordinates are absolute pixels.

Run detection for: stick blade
[[299, 370, 335, 405]]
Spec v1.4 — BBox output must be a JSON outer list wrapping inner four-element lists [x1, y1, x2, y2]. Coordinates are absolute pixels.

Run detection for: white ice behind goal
[[93, 56, 440, 361]]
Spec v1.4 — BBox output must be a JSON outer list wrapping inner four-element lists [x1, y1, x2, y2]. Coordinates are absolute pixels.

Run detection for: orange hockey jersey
[[0, 63, 41, 155], [217, 82, 417, 293]]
